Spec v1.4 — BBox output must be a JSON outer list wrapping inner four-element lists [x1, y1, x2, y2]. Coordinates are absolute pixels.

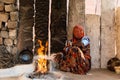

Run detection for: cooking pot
[[18, 49, 33, 64]]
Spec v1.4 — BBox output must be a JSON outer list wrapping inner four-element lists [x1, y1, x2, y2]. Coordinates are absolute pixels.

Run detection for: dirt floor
[[0, 69, 119, 80]]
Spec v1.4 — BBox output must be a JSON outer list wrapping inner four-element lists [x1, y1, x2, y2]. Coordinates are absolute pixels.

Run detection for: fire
[[36, 40, 48, 73]]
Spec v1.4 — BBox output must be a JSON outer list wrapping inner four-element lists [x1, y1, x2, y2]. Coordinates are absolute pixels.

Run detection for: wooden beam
[[101, 0, 116, 68], [85, 14, 100, 68]]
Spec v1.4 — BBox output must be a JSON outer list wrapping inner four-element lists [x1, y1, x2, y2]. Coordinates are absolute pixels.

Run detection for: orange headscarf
[[73, 25, 84, 40]]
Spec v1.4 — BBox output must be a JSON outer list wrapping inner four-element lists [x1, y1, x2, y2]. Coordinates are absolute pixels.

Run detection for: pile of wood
[[0, 46, 16, 68]]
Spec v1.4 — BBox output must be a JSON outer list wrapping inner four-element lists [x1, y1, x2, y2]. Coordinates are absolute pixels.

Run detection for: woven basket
[[114, 66, 120, 74]]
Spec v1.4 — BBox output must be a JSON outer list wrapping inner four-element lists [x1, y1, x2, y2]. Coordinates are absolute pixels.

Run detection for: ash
[[28, 71, 63, 80]]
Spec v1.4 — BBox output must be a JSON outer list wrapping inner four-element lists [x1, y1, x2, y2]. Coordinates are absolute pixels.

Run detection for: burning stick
[[34, 54, 57, 61]]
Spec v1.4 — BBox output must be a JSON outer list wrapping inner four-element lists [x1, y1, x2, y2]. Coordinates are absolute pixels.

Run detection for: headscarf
[[73, 25, 84, 40]]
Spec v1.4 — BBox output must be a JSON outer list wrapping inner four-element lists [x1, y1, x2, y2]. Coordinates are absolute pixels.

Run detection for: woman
[[55, 25, 91, 74]]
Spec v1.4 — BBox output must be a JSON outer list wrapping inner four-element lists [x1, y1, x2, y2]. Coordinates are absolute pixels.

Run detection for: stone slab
[[101, 0, 116, 68], [85, 14, 100, 68], [115, 7, 120, 59]]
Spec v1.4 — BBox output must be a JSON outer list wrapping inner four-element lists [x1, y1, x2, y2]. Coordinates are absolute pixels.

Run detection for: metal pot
[[18, 49, 33, 64]]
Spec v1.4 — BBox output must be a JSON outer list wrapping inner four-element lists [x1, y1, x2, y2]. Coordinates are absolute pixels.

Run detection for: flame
[[36, 40, 48, 73]]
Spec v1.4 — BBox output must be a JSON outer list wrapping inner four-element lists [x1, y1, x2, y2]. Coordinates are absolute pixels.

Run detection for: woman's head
[[73, 25, 84, 39]]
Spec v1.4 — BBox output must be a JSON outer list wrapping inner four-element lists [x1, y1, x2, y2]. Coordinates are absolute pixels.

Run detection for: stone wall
[[0, 0, 18, 54], [0, 0, 34, 68]]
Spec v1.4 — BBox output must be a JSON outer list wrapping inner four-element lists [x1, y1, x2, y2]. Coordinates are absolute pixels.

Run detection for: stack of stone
[[0, 0, 18, 54]]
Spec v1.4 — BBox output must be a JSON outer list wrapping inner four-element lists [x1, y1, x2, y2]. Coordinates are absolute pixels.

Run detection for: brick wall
[[0, 0, 18, 54]]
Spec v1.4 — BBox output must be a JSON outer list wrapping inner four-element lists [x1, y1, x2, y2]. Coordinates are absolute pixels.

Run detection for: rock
[[9, 29, 17, 39], [5, 4, 15, 12], [0, 13, 9, 22], [10, 12, 18, 21], [7, 21, 17, 29], [4, 38, 13, 46], [1, 31, 9, 38]]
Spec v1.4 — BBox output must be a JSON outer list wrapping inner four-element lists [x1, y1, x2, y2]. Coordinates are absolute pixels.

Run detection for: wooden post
[[101, 0, 116, 68], [85, 14, 100, 68], [115, 7, 120, 59]]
